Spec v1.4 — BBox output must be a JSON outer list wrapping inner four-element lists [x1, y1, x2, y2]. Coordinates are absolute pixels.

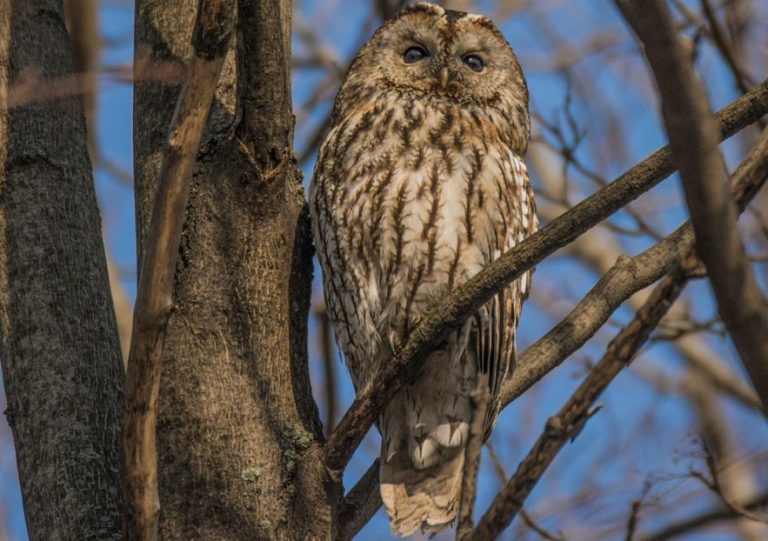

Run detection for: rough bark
[[133, 0, 337, 538], [0, 1, 124, 539]]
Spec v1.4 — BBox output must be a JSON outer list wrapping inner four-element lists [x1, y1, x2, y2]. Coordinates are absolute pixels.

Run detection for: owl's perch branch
[[338, 118, 768, 540], [456, 374, 490, 540], [617, 0, 768, 413], [323, 76, 768, 474], [468, 125, 768, 541], [121, 1, 235, 538]]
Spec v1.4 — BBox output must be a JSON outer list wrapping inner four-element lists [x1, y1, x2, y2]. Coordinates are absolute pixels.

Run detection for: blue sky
[[2, 1, 767, 539]]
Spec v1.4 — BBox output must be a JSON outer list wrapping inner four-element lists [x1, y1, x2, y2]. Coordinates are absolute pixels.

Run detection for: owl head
[[335, 2, 528, 118]]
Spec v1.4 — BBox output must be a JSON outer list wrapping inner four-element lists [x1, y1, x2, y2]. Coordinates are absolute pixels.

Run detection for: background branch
[[640, 490, 768, 541]]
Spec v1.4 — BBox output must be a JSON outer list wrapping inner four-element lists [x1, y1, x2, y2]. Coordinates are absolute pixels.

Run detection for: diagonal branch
[[639, 490, 768, 541], [324, 78, 768, 474], [337, 460, 382, 541], [617, 0, 768, 412], [121, 1, 235, 539]]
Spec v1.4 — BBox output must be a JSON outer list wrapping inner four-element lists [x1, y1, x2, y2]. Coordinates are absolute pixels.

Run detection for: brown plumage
[[309, 2, 537, 536]]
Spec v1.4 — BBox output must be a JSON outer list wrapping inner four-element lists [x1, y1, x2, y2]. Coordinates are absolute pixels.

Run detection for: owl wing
[[475, 151, 537, 432]]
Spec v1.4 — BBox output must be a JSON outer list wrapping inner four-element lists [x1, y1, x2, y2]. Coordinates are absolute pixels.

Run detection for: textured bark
[[0, 1, 124, 539], [133, 1, 337, 538]]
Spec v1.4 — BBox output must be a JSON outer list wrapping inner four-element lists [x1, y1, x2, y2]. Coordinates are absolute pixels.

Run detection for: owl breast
[[311, 91, 533, 389]]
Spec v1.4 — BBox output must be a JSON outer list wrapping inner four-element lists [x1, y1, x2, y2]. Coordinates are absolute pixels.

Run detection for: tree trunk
[[0, 1, 124, 539], [133, 1, 339, 538]]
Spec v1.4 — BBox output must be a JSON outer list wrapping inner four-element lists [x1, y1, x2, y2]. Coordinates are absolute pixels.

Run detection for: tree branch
[[337, 460, 382, 541], [324, 77, 768, 473], [121, 1, 235, 539], [236, 0, 293, 169], [617, 0, 768, 412]]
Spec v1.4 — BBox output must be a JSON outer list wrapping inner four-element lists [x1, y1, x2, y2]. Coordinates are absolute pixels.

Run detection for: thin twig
[[121, 1, 235, 539], [323, 78, 768, 473], [316, 303, 338, 434], [699, 0, 755, 94]]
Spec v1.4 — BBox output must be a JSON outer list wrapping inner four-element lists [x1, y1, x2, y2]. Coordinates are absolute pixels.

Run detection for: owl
[[310, 2, 536, 536]]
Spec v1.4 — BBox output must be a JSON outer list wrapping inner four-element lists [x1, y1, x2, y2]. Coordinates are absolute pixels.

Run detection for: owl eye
[[462, 53, 484, 72], [403, 46, 429, 63]]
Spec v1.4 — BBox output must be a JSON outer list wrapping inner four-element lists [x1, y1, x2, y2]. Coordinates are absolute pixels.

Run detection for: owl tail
[[380, 446, 465, 536], [378, 345, 474, 536]]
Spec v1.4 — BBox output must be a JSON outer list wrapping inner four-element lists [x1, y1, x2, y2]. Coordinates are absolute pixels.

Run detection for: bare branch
[[617, 0, 768, 412], [317, 303, 338, 434], [337, 460, 382, 541], [323, 78, 768, 473], [121, 1, 235, 539], [236, 0, 293, 170], [699, 0, 756, 94]]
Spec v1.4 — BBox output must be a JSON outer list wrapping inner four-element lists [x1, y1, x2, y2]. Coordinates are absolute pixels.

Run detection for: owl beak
[[439, 67, 450, 90]]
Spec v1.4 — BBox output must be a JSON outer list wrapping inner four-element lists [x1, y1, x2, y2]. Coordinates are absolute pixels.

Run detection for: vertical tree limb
[[236, 0, 294, 169], [122, 1, 235, 538], [0, 1, 124, 538], [616, 0, 768, 412]]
